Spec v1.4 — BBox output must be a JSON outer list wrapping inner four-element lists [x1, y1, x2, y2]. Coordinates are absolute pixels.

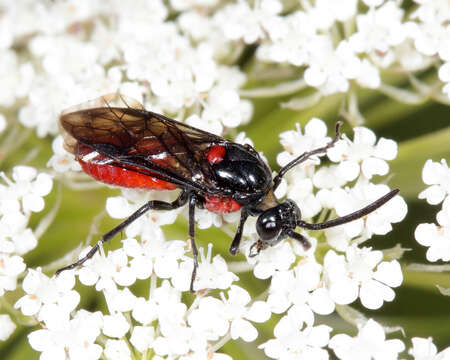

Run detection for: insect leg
[[188, 194, 198, 293], [55, 190, 189, 275], [229, 209, 248, 255], [297, 189, 399, 230], [273, 121, 343, 190], [287, 230, 311, 250]]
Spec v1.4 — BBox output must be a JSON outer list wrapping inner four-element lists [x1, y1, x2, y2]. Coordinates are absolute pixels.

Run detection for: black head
[[251, 199, 308, 256], [243, 122, 399, 258]]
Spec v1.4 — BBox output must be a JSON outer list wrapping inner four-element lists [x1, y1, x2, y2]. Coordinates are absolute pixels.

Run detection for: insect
[[56, 93, 399, 293]]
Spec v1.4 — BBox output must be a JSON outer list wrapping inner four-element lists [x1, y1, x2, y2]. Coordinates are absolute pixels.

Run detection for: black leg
[[273, 121, 343, 190], [55, 190, 189, 275], [297, 189, 399, 230], [287, 230, 311, 250], [229, 209, 248, 255], [188, 194, 198, 293]]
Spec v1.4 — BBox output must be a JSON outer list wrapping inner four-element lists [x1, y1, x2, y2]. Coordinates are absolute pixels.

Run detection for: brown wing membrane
[[60, 93, 228, 193]]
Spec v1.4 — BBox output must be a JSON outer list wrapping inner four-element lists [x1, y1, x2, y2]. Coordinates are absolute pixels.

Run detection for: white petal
[[374, 138, 397, 160], [305, 65, 327, 86], [360, 280, 395, 310], [353, 127, 376, 146], [330, 278, 358, 305], [422, 159, 443, 185], [106, 196, 132, 219], [246, 301, 271, 322], [336, 160, 360, 181], [329, 333, 353, 358], [361, 158, 389, 178], [374, 261, 402, 288], [22, 194, 44, 213], [103, 313, 130, 338], [78, 267, 99, 286], [13, 166, 37, 182], [230, 318, 258, 342], [418, 185, 446, 205], [360, 319, 385, 342], [33, 173, 53, 196], [305, 118, 328, 138], [308, 325, 332, 347], [130, 326, 155, 353], [0, 314, 16, 341], [308, 288, 335, 315]]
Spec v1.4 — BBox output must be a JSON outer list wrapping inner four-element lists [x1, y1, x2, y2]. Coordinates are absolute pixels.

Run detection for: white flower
[[257, 11, 318, 66], [267, 259, 334, 316], [186, 113, 223, 136], [19, 64, 121, 137], [314, 165, 352, 190], [0, 314, 16, 341], [123, 236, 185, 280], [104, 339, 132, 360], [106, 191, 182, 239], [322, 225, 353, 252], [221, 285, 271, 342], [323, 246, 403, 310], [188, 297, 230, 341], [308, 0, 357, 28], [201, 86, 253, 130], [172, 243, 238, 292], [305, 39, 362, 94], [15, 268, 79, 317], [415, 197, 450, 262], [194, 207, 223, 229], [180, 350, 233, 360], [0, 49, 34, 106], [47, 135, 81, 173], [408, 337, 450, 360], [103, 288, 136, 313], [327, 126, 398, 181], [245, 241, 296, 280], [103, 312, 130, 338], [418, 159, 450, 205], [260, 305, 331, 360], [327, 181, 407, 238], [130, 326, 155, 353], [0, 253, 26, 296], [277, 118, 331, 168], [410, 1, 450, 61], [152, 289, 199, 356], [349, 2, 407, 67], [170, 0, 220, 12], [28, 308, 103, 360], [1, 166, 53, 214], [215, 0, 285, 44], [132, 296, 158, 325], [329, 319, 405, 360], [77, 248, 136, 291]]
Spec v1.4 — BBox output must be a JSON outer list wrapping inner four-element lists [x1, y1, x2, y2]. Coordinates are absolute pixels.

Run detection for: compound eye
[[256, 210, 282, 241]]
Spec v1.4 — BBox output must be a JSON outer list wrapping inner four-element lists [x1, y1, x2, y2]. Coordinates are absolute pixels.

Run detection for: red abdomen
[[76, 145, 177, 190], [203, 145, 242, 213], [204, 195, 242, 214]]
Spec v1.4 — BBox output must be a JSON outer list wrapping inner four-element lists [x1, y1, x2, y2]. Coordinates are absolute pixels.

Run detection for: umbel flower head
[[0, 0, 449, 360]]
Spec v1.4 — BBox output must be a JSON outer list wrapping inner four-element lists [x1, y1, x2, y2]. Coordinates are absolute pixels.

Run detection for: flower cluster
[[247, 0, 450, 108], [415, 159, 450, 262], [0, 0, 449, 359], [0, 166, 53, 341]]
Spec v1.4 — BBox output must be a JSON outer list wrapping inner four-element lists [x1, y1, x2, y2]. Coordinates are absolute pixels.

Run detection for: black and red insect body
[[56, 93, 399, 292]]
